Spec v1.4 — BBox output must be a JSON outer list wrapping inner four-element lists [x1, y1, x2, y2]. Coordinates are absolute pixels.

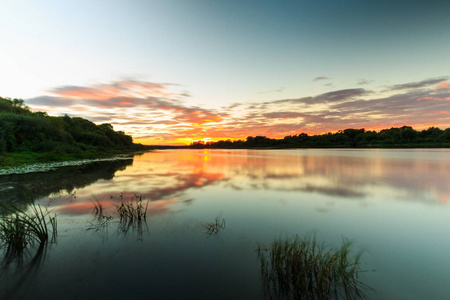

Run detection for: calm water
[[1, 149, 450, 299]]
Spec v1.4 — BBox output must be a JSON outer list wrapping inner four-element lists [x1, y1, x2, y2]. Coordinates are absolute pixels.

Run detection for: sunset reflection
[[37, 149, 450, 216]]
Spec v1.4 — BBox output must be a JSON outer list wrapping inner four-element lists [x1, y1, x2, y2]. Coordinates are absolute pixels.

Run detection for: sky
[[1, 0, 450, 145]]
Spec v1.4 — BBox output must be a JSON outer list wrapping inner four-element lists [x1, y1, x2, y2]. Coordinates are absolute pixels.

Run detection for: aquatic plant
[[115, 195, 148, 240], [87, 200, 112, 233], [0, 201, 57, 260], [202, 217, 226, 236], [117, 214, 148, 240], [116, 194, 148, 222], [258, 235, 370, 300], [92, 199, 109, 219]]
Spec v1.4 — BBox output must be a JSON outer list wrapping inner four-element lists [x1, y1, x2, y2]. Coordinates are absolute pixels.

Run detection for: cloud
[[49, 80, 181, 99], [357, 79, 374, 85], [258, 87, 285, 94], [435, 82, 450, 91], [25, 77, 450, 145], [221, 84, 450, 138], [29, 82, 223, 126], [315, 89, 368, 102], [268, 88, 367, 106], [417, 96, 450, 101], [263, 112, 307, 119], [313, 76, 330, 81], [27, 96, 76, 106], [388, 77, 448, 91]]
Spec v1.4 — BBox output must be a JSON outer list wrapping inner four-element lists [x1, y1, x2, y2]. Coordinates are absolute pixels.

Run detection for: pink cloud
[[49, 80, 179, 100], [26, 77, 450, 145], [417, 96, 450, 101]]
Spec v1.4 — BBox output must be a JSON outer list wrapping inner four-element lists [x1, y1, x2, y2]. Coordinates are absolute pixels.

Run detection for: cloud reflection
[[40, 150, 450, 218]]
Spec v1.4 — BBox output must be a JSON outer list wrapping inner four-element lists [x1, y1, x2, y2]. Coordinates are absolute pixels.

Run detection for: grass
[[87, 200, 112, 233], [116, 194, 148, 223], [202, 216, 226, 236], [92, 199, 105, 216], [115, 194, 148, 240], [0, 201, 57, 261], [258, 235, 371, 300], [0, 148, 139, 168]]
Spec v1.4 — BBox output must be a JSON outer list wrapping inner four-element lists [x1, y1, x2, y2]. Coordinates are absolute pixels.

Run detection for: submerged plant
[[258, 235, 371, 300], [0, 201, 57, 261], [202, 217, 226, 236], [87, 200, 112, 234], [92, 199, 104, 216], [115, 194, 148, 240]]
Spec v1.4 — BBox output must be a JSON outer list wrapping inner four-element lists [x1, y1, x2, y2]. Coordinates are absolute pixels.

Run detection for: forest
[[0, 97, 146, 166], [2, 95, 449, 167], [190, 126, 450, 149]]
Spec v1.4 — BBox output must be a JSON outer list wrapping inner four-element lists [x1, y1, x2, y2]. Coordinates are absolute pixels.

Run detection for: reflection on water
[[131, 149, 449, 204], [28, 149, 450, 218], [0, 158, 133, 209], [0, 243, 50, 299], [1, 149, 450, 299]]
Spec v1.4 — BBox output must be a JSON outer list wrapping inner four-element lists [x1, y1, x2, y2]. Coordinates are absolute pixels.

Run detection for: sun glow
[[23, 75, 450, 146]]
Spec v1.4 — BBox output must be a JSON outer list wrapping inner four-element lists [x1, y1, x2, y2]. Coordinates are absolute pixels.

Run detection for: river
[[1, 149, 450, 299]]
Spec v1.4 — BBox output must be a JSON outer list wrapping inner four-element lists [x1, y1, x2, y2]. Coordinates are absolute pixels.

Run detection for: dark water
[[1, 149, 450, 299]]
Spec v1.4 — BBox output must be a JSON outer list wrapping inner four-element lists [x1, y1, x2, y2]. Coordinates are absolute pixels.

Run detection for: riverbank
[[0, 147, 150, 173], [0, 155, 136, 176]]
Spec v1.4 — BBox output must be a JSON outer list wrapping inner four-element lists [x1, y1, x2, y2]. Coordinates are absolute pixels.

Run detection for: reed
[[202, 217, 226, 235], [0, 201, 57, 259], [92, 199, 104, 216], [115, 194, 148, 222], [258, 235, 370, 300], [115, 195, 148, 240], [87, 200, 112, 233]]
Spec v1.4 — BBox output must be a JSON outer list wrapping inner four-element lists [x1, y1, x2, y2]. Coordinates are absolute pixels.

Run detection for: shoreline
[[0, 154, 136, 176]]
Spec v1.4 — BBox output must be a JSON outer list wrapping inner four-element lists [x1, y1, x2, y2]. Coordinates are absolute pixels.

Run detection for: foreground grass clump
[[116, 194, 148, 222], [0, 202, 57, 259], [115, 194, 149, 239], [258, 235, 370, 300]]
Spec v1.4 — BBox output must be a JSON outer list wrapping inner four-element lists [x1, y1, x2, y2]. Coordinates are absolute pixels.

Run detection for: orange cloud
[[417, 96, 450, 101], [27, 77, 450, 145]]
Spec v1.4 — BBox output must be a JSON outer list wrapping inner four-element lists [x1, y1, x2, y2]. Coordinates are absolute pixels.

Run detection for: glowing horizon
[[23, 77, 450, 145]]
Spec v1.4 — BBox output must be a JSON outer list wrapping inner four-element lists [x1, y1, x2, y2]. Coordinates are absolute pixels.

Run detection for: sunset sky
[[1, 0, 450, 145]]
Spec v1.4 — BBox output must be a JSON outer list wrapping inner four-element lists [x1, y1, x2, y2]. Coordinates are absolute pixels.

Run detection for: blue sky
[[1, 0, 449, 144]]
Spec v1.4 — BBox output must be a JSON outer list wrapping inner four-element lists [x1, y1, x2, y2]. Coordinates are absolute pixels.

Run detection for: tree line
[[190, 126, 450, 149], [0, 97, 146, 163]]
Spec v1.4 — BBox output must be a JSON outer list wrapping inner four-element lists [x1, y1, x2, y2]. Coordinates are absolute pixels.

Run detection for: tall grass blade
[[258, 235, 371, 299], [115, 194, 149, 240], [0, 199, 57, 262]]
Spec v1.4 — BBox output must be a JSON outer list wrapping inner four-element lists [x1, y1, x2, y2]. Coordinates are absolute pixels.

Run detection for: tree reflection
[[0, 158, 134, 209]]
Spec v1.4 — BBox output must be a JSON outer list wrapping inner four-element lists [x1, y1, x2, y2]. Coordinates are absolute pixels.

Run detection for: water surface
[[1, 149, 450, 299]]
